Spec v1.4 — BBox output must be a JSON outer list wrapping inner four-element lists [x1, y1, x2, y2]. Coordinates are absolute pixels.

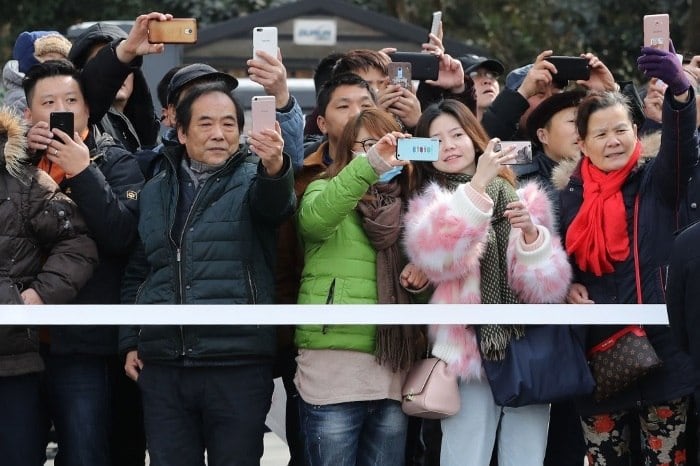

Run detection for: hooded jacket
[[0, 108, 98, 376], [2, 60, 26, 113], [69, 23, 159, 151], [554, 88, 699, 414]]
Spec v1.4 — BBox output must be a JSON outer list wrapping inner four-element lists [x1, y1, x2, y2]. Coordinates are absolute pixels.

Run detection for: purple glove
[[637, 41, 690, 95]]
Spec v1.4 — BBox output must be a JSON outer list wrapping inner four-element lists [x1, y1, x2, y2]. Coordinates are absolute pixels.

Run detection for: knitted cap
[[13, 31, 70, 74]]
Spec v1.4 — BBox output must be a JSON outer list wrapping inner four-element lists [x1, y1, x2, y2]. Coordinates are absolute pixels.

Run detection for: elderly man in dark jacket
[[0, 108, 97, 466], [23, 59, 144, 466], [120, 81, 295, 466]]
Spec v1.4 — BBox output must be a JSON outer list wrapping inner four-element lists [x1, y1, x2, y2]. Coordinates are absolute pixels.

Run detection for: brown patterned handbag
[[586, 194, 662, 401], [587, 325, 662, 401]]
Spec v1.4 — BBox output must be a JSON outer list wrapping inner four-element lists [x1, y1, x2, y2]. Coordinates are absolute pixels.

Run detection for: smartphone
[[430, 11, 442, 36], [396, 138, 439, 162], [253, 27, 278, 58], [643, 14, 670, 51], [387, 62, 412, 89], [389, 52, 439, 81], [50, 112, 74, 138], [148, 18, 198, 44], [545, 56, 591, 81], [497, 141, 533, 165], [251, 95, 276, 134]]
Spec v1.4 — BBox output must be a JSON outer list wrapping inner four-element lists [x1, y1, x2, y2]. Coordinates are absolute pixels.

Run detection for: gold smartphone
[[148, 18, 198, 44]]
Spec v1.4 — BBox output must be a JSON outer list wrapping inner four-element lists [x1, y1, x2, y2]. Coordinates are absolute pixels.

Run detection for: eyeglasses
[[469, 70, 499, 80], [354, 138, 379, 153]]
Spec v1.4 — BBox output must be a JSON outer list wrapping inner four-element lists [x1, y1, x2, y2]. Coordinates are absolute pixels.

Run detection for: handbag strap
[[633, 194, 642, 305]]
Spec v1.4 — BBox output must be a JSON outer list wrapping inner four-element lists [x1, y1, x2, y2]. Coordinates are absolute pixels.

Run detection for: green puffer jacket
[[295, 156, 381, 354]]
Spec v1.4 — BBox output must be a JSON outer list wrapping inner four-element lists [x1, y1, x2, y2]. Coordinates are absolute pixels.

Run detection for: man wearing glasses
[[459, 54, 505, 121]]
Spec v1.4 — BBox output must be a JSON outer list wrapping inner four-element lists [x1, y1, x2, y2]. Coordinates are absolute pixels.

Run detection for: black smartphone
[[50, 112, 74, 137], [389, 52, 439, 81], [545, 56, 591, 81]]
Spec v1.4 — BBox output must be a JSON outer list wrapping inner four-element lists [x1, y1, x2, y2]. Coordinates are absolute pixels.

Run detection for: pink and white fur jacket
[[403, 180, 572, 381]]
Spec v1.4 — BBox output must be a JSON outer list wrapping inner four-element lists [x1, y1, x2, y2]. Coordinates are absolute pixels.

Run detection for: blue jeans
[[0, 373, 48, 466], [138, 363, 273, 466], [45, 353, 112, 466], [299, 398, 408, 466]]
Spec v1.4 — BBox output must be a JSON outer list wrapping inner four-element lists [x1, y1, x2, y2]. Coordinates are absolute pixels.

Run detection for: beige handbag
[[401, 357, 460, 419]]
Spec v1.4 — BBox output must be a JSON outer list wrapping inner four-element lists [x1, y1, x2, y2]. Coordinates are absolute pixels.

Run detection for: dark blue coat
[[119, 144, 295, 364], [558, 88, 699, 415]]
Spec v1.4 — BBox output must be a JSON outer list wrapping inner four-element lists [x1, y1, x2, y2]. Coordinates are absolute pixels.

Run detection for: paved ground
[[45, 433, 290, 465]]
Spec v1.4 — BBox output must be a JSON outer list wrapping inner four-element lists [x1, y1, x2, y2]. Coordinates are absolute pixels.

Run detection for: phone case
[[253, 27, 278, 58], [644, 14, 670, 51], [396, 138, 439, 162], [388, 62, 412, 89], [545, 56, 591, 81], [148, 19, 197, 44], [499, 141, 532, 165], [389, 52, 439, 81], [430, 12, 442, 36], [50, 112, 74, 137], [251, 96, 276, 134]]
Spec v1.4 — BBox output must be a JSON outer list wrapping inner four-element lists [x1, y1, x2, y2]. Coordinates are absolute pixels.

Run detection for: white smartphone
[[251, 95, 276, 134], [430, 11, 442, 36], [253, 27, 278, 58]]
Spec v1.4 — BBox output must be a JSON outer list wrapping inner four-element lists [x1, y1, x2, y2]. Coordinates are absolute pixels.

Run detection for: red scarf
[[565, 141, 642, 277]]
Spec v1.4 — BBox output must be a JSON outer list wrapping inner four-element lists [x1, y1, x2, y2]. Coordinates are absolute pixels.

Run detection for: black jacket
[[667, 220, 700, 407], [48, 129, 144, 355], [558, 89, 699, 414], [119, 144, 295, 364], [70, 24, 159, 151], [0, 110, 98, 376]]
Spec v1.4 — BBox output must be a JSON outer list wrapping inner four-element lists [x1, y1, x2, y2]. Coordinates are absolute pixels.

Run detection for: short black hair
[[316, 73, 374, 117], [175, 82, 244, 134], [576, 91, 632, 140], [157, 65, 186, 109], [23, 59, 85, 108], [313, 52, 344, 94]]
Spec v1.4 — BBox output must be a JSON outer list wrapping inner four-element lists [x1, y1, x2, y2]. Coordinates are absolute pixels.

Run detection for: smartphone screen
[[643, 14, 670, 51], [396, 138, 439, 162], [148, 18, 198, 44], [387, 62, 412, 89], [251, 96, 276, 134], [499, 141, 533, 165], [50, 112, 74, 138], [253, 27, 278, 58]]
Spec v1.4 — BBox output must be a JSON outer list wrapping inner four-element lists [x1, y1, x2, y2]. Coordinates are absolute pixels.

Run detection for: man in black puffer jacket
[[120, 81, 294, 466], [0, 108, 97, 466], [23, 59, 144, 466]]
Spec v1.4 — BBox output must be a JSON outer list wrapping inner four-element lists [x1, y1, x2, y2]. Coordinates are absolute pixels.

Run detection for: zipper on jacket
[[322, 279, 337, 334], [246, 265, 258, 304]]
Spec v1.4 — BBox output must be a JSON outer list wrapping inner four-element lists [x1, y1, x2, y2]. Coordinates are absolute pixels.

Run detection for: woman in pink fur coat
[[402, 100, 572, 466]]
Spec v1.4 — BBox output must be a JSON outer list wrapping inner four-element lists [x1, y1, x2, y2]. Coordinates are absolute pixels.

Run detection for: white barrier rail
[[0, 304, 669, 325]]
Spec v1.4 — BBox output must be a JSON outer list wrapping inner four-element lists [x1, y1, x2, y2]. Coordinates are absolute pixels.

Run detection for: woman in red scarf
[[557, 44, 698, 466]]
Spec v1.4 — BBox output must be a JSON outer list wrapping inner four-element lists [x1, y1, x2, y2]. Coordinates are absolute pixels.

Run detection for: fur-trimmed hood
[[0, 107, 29, 182], [552, 132, 661, 190]]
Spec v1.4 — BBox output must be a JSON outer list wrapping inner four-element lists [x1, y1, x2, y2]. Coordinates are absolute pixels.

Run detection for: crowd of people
[[1, 9, 700, 466]]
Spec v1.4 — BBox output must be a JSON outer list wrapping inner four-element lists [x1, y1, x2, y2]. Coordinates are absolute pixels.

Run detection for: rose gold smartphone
[[643, 14, 670, 51], [251, 95, 276, 134]]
